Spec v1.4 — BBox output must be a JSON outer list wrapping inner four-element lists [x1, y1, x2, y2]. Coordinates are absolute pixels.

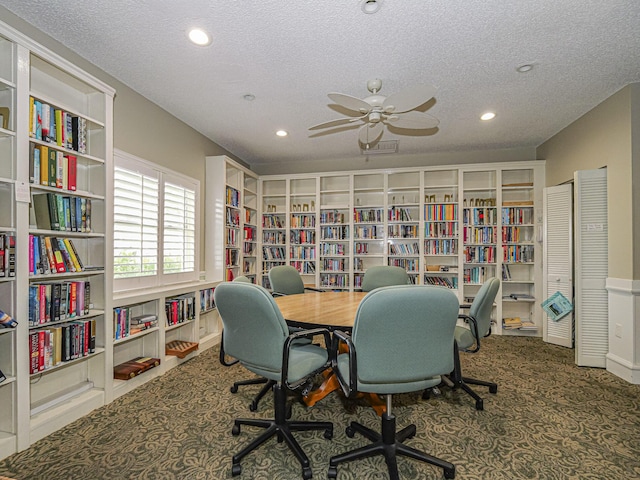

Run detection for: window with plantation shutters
[[113, 149, 200, 291], [163, 181, 196, 275], [113, 164, 159, 280]]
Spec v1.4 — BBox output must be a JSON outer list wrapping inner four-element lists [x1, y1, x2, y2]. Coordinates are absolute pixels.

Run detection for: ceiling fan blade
[[308, 115, 365, 131], [382, 84, 437, 114], [385, 111, 439, 129], [328, 93, 373, 113], [358, 122, 384, 146]]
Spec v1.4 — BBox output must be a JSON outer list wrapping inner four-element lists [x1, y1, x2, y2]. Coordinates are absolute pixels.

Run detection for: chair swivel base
[[230, 377, 276, 411], [231, 384, 333, 479], [427, 374, 497, 411], [328, 413, 455, 480]]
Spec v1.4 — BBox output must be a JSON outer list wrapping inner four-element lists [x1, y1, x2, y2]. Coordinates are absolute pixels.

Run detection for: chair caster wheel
[[230, 386, 238, 394], [489, 385, 498, 394], [232, 424, 240, 436], [421, 389, 431, 400], [249, 402, 258, 412], [406, 425, 416, 439], [231, 463, 242, 476], [475, 399, 484, 411], [345, 426, 355, 438], [302, 466, 312, 479], [328, 466, 338, 479], [444, 465, 456, 479], [324, 428, 333, 440]]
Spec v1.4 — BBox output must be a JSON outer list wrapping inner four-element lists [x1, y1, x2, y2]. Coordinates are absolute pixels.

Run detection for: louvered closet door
[[574, 168, 608, 367], [543, 184, 574, 347]]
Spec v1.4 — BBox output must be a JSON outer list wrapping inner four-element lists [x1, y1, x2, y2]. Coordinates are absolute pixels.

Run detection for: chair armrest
[[303, 287, 325, 293], [457, 314, 482, 353], [331, 329, 358, 398], [282, 327, 332, 390], [270, 291, 286, 297]]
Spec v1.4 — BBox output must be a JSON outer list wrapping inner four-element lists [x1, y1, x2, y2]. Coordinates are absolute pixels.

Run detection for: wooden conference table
[[274, 291, 387, 415]]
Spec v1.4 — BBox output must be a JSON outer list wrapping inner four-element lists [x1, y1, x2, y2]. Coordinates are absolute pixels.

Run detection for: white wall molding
[[606, 277, 640, 383]]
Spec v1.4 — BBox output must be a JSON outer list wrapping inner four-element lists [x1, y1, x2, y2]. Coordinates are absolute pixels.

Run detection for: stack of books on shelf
[[113, 307, 158, 340], [29, 318, 96, 373], [0, 233, 16, 278], [165, 295, 195, 326], [29, 97, 87, 154], [503, 317, 522, 329], [32, 192, 92, 233], [29, 143, 78, 190], [28, 281, 91, 325], [28, 235, 86, 275], [113, 356, 160, 380], [200, 287, 215, 313]]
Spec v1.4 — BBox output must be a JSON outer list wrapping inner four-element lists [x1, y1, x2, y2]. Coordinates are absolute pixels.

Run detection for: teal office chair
[[268, 265, 323, 295], [435, 277, 500, 411], [361, 265, 410, 292], [214, 281, 333, 479], [219, 275, 275, 412], [328, 285, 459, 480]]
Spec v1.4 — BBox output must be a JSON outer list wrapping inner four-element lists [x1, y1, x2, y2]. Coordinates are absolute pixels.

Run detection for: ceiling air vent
[[360, 140, 398, 155]]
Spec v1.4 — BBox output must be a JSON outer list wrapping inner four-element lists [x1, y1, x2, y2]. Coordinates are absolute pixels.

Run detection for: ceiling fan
[[309, 79, 439, 148]]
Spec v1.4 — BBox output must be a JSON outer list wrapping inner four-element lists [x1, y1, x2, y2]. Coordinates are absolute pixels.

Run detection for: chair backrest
[[233, 275, 252, 283], [361, 265, 409, 292], [268, 265, 305, 295], [214, 282, 289, 373], [469, 277, 501, 338], [351, 285, 459, 385]]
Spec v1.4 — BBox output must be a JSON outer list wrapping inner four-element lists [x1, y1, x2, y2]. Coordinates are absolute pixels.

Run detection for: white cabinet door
[[543, 184, 574, 347]]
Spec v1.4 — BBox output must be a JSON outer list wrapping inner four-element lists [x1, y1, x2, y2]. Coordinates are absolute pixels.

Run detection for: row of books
[[320, 226, 349, 240], [226, 207, 240, 227], [424, 239, 458, 255], [463, 266, 493, 285], [226, 228, 238, 246], [388, 207, 414, 221], [463, 226, 497, 244], [320, 273, 349, 288], [462, 207, 498, 226], [388, 257, 419, 271], [28, 235, 85, 275], [502, 245, 534, 263], [320, 210, 346, 224], [29, 97, 88, 154], [289, 230, 315, 244], [29, 319, 96, 374], [321, 258, 347, 271], [262, 246, 286, 260], [425, 221, 458, 238], [354, 208, 384, 223], [262, 231, 286, 244], [243, 226, 256, 241], [262, 215, 285, 228], [243, 243, 256, 255], [424, 276, 458, 289], [290, 214, 316, 228], [0, 233, 16, 278], [165, 295, 196, 326], [290, 261, 315, 274], [32, 192, 92, 233], [388, 242, 420, 256], [290, 245, 316, 259], [28, 280, 91, 325], [113, 308, 158, 340], [225, 249, 239, 266], [463, 245, 496, 264], [501, 207, 534, 225], [200, 287, 215, 313], [319, 242, 347, 256], [354, 226, 383, 239], [425, 203, 458, 221], [388, 224, 418, 238], [226, 186, 240, 207], [502, 226, 532, 243], [29, 143, 77, 191]]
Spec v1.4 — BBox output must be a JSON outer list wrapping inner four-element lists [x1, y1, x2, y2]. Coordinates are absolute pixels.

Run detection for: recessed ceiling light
[[243, 94, 255, 101], [480, 112, 496, 121], [361, 0, 382, 14], [516, 64, 534, 73], [188, 28, 211, 46], [276, 130, 288, 137]]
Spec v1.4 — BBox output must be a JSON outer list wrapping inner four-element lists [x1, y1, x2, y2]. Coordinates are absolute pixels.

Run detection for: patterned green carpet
[[1, 336, 639, 480]]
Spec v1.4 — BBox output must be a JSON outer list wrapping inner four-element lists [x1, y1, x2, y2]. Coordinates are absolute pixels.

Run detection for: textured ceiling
[[2, 1, 640, 172]]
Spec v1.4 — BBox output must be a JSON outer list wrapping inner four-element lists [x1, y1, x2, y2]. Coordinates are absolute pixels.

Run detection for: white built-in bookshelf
[[258, 163, 544, 336]]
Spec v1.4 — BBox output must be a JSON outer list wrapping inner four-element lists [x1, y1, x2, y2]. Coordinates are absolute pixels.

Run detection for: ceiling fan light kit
[[309, 78, 439, 148]]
